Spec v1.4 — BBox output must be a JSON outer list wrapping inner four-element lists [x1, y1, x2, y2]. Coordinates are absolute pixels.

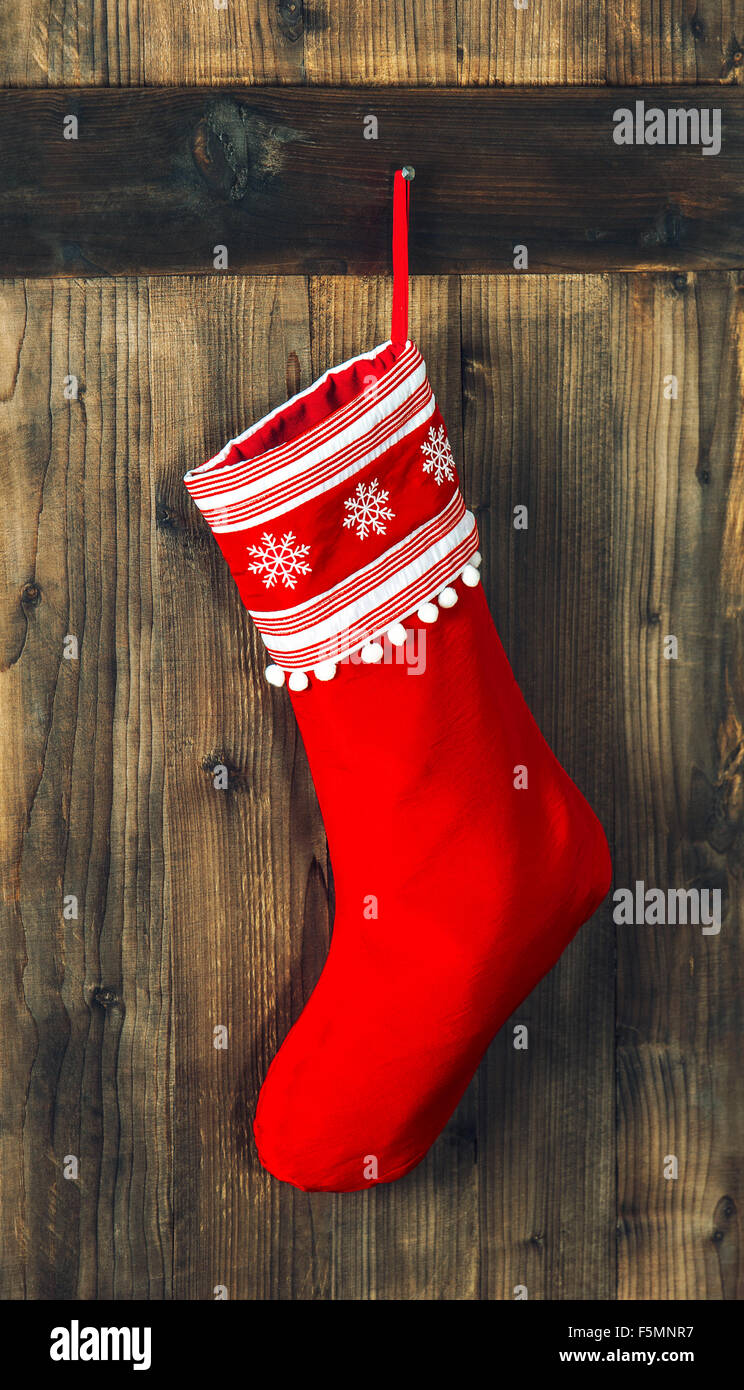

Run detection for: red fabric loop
[[391, 169, 410, 346]]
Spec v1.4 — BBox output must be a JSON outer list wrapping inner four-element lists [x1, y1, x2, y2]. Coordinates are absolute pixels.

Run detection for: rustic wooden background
[[5, 87, 744, 275], [1, 4, 743, 1301]]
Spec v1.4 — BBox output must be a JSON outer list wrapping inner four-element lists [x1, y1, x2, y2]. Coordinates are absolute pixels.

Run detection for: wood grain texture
[[2, 87, 744, 279], [3, 1, 743, 87], [0, 2, 146, 86], [150, 273, 337, 1301], [303, 2, 457, 85], [458, 0, 607, 85], [0, 278, 171, 1299], [460, 275, 616, 1298], [607, 1, 744, 84], [143, 2, 305, 87], [610, 272, 744, 1299]]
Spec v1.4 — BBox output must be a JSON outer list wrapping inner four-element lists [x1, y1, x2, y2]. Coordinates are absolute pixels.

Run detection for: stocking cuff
[[184, 339, 480, 680]]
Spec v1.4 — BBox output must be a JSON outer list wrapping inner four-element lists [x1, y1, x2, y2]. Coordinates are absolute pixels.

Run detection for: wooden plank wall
[[1, 2, 743, 1302], [2, 2, 743, 86], [5, 88, 744, 276]]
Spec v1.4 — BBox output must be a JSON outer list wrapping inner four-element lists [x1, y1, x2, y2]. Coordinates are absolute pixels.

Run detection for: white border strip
[[192, 358, 428, 512], [185, 342, 421, 499], [252, 491, 465, 633], [208, 392, 436, 533], [263, 528, 478, 670], [185, 339, 412, 482], [259, 511, 476, 654]]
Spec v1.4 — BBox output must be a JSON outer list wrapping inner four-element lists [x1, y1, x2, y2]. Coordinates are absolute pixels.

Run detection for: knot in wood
[[92, 987, 120, 1009], [21, 582, 41, 607]]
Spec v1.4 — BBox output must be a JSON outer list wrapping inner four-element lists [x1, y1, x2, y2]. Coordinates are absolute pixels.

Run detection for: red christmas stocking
[[184, 171, 612, 1192]]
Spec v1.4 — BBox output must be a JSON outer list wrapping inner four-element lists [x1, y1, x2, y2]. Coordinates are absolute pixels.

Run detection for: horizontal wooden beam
[[1, 87, 742, 276]]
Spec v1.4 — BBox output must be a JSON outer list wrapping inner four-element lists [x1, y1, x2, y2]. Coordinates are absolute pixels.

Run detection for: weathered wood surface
[[2, 1, 743, 87], [460, 275, 617, 1298], [0, 279, 171, 1297], [2, 87, 744, 277], [610, 272, 744, 1299], [1, 272, 741, 1299]]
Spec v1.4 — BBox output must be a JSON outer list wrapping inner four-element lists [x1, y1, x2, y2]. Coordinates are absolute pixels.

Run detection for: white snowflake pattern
[[246, 531, 312, 589], [421, 424, 456, 486], [343, 479, 395, 540]]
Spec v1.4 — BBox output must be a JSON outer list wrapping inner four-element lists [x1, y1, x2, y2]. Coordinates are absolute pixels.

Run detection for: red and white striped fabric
[[184, 337, 480, 675]]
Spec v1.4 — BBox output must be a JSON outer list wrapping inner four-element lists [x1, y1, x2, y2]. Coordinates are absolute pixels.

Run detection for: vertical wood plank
[[303, 4, 457, 84], [460, 275, 617, 1299], [0, 1, 457, 86], [611, 272, 744, 1300], [151, 274, 341, 1300], [0, 1, 304, 85], [305, 274, 479, 1300], [457, 0, 607, 84], [0, 1, 147, 85], [607, 2, 744, 84], [0, 277, 171, 1298], [144, 2, 305, 85], [2, 268, 741, 1300], [4, 1, 742, 86]]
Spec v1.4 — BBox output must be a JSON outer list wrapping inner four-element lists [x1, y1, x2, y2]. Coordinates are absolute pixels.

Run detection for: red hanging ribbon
[[391, 169, 410, 346]]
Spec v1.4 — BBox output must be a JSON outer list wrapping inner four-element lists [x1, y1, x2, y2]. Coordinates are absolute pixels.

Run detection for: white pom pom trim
[[269, 556, 484, 689], [313, 660, 337, 682]]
